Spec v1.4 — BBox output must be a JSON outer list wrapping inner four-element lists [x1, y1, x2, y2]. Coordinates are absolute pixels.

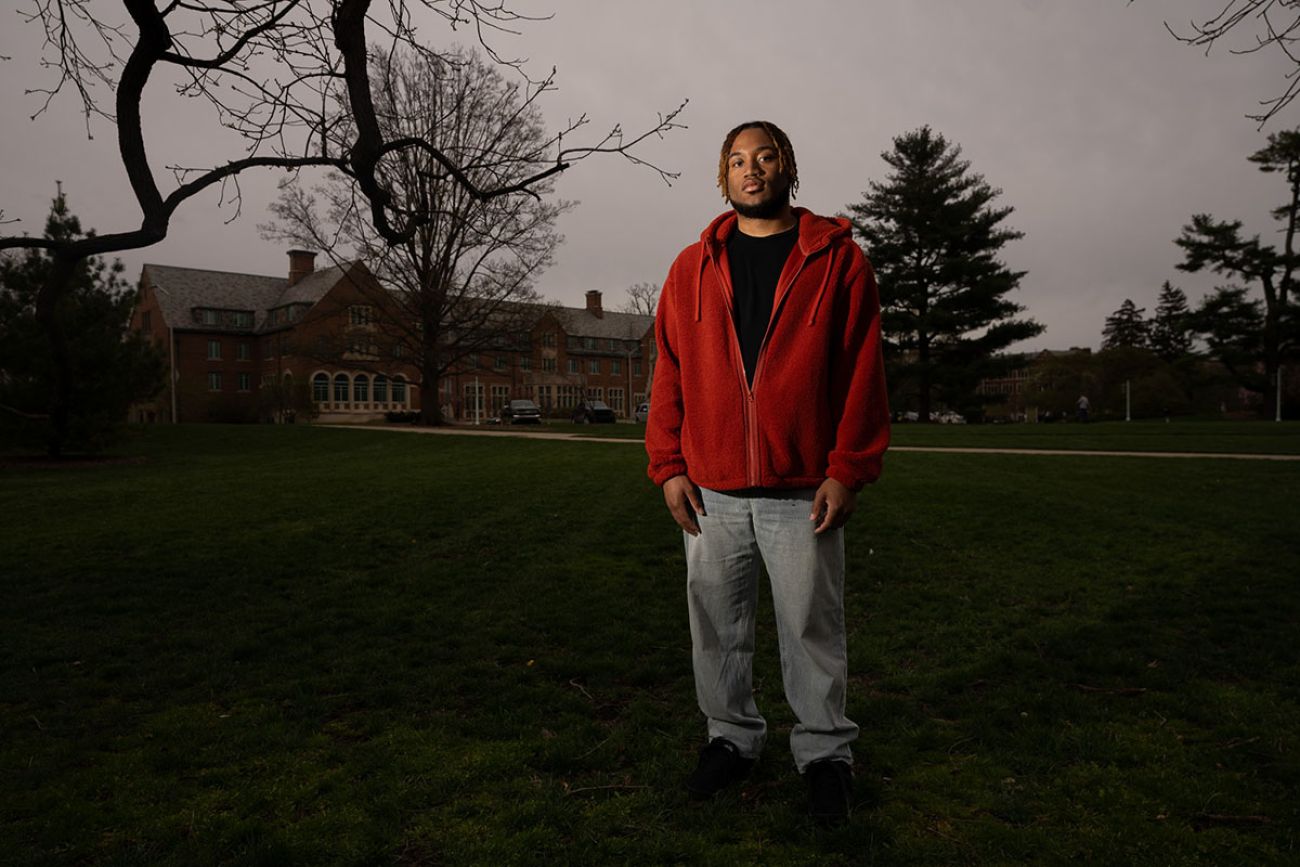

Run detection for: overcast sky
[[1, 1, 1294, 351]]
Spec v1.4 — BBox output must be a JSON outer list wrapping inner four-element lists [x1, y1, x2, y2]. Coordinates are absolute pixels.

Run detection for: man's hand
[[811, 477, 856, 535], [663, 474, 705, 536]]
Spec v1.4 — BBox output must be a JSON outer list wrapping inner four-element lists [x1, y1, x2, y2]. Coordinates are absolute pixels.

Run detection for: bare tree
[[1143, 0, 1300, 125], [1, 0, 686, 452], [620, 282, 660, 317], [262, 45, 571, 424]]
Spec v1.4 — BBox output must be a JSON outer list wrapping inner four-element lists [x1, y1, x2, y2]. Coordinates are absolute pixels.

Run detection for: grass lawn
[[391, 418, 1300, 454], [2, 425, 1297, 865]]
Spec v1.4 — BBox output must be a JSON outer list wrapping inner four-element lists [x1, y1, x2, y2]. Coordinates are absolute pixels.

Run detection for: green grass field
[[416, 418, 1300, 454], [2, 424, 1297, 865]]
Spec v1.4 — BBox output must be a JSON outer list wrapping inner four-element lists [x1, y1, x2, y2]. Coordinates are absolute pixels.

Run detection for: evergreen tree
[[1176, 129, 1300, 417], [1101, 299, 1150, 350], [1149, 281, 1195, 361], [846, 126, 1042, 421], [0, 193, 163, 455]]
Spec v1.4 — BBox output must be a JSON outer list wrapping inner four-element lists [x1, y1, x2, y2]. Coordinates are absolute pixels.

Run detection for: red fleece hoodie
[[646, 208, 890, 492]]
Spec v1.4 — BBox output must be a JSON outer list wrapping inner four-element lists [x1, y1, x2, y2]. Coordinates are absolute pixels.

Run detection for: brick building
[[130, 252, 655, 423], [442, 290, 655, 422]]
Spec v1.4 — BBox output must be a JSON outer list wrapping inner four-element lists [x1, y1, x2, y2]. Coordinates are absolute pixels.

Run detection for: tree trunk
[[418, 354, 442, 426], [917, 337, 933, 423], [34, 256, 79, 457], [1263, 305, 1280, 419]]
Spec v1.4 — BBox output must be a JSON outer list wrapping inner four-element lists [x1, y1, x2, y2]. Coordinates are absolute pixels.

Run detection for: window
[[234, 311, 254, 328], [542, 332, 557, 348], [583, 337, 595, 349], [313, 373, 329, 403], [238, 373, 251, 392], [567, 359, 579, 374], [374, 375, 388, 403], [520, 356, 531, 371], [334, 373, 350, 403], [201, 308, 218, 325], [141, 311, 152, 332], [393, 343, 404, 359], [208, 372, 222, 392], [267, 309, 279, 326], [536, 385, 553, 409], [608, 339, 617, 350], [349, 305, 373, 326], [558, 385, 580, 408], [467, 354, 479, 370], [263, 337, 276, 358], [586, 387, 603, 401], [633, 359, 642, 376], [609, 388, 625, 413], [237, 342, 251, 361], [611, 359, 621, 375], [633, 392, 645, 408], [354, 374, 369, 403], [491, 385, 510, 412], [542, 357, 556, 372], [207, 339, 221, 360], [463, 383, 484, 418], [589, 359, 600, 375], [495, 355, 507, 371], [392, 376, 407, 405]]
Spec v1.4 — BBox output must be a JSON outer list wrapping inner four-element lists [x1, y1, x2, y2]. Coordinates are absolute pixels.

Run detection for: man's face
[[726, 126, 791, 220]]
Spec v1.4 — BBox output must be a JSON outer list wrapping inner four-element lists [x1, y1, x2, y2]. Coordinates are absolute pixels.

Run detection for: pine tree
[[0, 193, 163, 455], [846, 126, 1042, 422], [1149, 282, 1194, 360], [1101, 299, 1150, 350], [1177, 130, 1300, 417]]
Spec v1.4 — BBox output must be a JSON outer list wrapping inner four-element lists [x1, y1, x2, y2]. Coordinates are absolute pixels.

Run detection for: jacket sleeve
[[826, 248, 891, 491], [645, 254, 690, 486]]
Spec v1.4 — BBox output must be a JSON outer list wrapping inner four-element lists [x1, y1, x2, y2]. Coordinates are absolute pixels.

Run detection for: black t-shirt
[[727, 224, 799, 386]]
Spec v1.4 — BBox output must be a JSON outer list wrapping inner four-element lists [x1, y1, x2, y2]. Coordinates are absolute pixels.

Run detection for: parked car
[[634, 401, 650, 423], [936, 410, 967, 425], [500, 399, 543, 424], [571, 400, 617, 424]]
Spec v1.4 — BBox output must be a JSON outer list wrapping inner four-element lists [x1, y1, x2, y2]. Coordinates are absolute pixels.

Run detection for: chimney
[[287, 249, 317, 286], [585, 289, 603, 319]]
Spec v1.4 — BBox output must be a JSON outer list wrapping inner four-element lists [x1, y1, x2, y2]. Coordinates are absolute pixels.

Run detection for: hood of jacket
[[699, 206, 854, 260]]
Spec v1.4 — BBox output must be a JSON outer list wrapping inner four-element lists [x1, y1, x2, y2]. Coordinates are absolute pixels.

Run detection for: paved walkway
[[324, 424, 1300, 461]]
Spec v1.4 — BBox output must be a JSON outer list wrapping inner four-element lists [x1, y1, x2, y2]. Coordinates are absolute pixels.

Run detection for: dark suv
[[571, 400, 617, 424], [500, 399, 543, 424]]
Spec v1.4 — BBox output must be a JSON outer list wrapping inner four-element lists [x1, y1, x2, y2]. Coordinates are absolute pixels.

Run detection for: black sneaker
[[806, 759, 853, 827], [686, 738, 755, 800]]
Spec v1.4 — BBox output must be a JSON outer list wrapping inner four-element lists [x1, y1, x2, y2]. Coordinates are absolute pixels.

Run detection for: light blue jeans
[[684, 486, 858, 772]]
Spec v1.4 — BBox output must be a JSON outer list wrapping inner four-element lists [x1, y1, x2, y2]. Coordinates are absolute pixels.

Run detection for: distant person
[[1077, 394, 1090, 423], [645, 120, 890, 826]]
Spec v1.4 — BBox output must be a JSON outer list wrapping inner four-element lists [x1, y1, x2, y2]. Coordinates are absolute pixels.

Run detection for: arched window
[[374, 375, 389, 403], [392, 375, 407, 406], [333, 373, 349, 404], [354, 374, 370, 403], [312, 373, 329, 403]]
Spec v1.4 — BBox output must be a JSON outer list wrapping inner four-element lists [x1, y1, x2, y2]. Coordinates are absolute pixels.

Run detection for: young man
[[645, 121, 889, 825]]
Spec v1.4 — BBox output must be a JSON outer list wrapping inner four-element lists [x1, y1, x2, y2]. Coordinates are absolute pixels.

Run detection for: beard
[[730, 183, 791, 220]]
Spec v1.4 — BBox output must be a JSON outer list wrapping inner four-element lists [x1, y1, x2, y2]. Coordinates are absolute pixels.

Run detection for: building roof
[[140, 259, 653, 341], [549, 307, 654, 341], [142, 262, 349, 332]]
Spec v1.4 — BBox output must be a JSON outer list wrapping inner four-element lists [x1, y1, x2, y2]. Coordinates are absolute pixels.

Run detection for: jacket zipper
[[711, 243, 818, 488]]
